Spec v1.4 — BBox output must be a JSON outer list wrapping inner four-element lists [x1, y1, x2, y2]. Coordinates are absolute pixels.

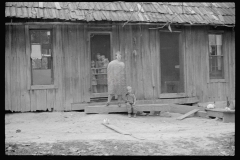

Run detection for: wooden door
[[89, 32, 111, 98], [159, 32, 185, 98]]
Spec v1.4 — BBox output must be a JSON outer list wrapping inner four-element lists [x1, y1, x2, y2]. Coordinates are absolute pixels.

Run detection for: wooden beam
[[71, 97, 199, 111], [176, 109, 200, 120], [194, 111, 208, 118], [205, 108, 235, 123], [84, 103, 170, 114], [159, 93, 186, 98], [170, 104, 204, 114]]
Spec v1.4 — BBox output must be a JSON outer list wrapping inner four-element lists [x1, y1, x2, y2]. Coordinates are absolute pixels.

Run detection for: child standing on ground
[[125, 86, 137, 118]]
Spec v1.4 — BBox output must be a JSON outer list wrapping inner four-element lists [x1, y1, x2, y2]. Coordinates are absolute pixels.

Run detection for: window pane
[[209, 56, 224, 79], [30, 30, 53, 85], [209, 34, 216, 45], [32, 69, 52, 85], [41, 31, 51, 44], [30, 30, 41, 43], [210, 45, 217, 55], [217, 45, 222, 55], [216, 35, 222, 45]]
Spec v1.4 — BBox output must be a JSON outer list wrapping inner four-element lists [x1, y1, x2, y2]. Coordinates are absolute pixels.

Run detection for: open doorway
[[159, 32, 185, 96], [90, 33, 111, 98]]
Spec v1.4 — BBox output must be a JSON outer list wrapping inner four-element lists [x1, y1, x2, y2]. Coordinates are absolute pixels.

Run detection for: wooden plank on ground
[[176, 109, 200, 120], [102, 123, 145, 140], [102, 123, 130, 135], [170, 104, 203, 114]]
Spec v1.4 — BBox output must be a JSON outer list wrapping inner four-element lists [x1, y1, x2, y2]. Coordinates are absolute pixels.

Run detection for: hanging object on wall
[[168, 24, 172, 32], [31, 44, 42, 59]]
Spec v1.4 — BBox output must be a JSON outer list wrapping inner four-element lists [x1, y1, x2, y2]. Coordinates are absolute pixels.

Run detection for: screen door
[[159, 32, 184, 95]]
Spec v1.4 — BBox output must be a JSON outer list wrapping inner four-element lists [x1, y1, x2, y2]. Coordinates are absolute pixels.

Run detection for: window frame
[[207, 31, 227, 83], [88, 31, 112, 98], [26, 25, 57, 90], [158, 30, 187, 98]]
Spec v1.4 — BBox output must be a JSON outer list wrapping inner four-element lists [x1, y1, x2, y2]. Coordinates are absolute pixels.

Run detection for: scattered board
[[176, 109, 200, 120], [102, 123, 145, 140]]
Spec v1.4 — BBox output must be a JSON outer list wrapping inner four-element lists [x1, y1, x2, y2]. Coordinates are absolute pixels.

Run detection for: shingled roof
[[5, 2, 235, 25]]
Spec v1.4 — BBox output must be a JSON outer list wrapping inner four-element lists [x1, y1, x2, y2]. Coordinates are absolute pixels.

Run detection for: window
[[30, 30, 53, 85], [208, 34, 224, 79]]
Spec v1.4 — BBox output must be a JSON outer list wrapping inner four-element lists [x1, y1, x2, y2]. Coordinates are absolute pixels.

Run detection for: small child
[[125, 86, 137, 118]]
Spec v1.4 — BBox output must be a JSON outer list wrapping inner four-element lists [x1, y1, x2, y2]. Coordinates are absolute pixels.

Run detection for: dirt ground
[[5, 111, 235, 156]]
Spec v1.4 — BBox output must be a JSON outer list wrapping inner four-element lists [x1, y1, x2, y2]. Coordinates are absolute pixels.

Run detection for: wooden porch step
[[205, 108, 235, 123], [84, 103, 170, 114], [71, 97, 199, 111]]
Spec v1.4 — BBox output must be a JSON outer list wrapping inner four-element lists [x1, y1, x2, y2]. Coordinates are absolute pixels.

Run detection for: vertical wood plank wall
[[5, 24, 235, 112]]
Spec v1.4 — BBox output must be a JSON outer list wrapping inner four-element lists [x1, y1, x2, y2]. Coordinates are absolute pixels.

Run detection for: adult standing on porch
[[106, 51, 126, 107]]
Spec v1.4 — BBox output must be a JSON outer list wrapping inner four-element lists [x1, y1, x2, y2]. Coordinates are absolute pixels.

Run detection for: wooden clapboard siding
[[142, 25, 153, 99], [30, 90, 37, 111], [36, 90, 46, 110], [11, 26, 18, 111], [71, 25, 80, 103], [230, 31, 235, 100], [19, 30, 26, 112], [62, 25, 70, 110], [46, 89, 55, 111], [133, 25, 144, 99], [54, 25, 64, 111], [75, 25, 82, 103], [149, 28, 158, 99], [5, 25, 11, 111], [124, 25, 132, 89], [155, 29, 160, 98], [83, 24, 90, 103], [5, 23, 235, 112], [185, 26, 194, 97]]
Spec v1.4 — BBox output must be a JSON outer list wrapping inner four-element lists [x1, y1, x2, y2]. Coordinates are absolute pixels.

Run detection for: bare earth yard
[[5, 111, 235, 155]]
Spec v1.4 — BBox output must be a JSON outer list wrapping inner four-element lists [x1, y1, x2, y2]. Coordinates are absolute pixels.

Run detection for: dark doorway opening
[[90, 33, 111, 100]]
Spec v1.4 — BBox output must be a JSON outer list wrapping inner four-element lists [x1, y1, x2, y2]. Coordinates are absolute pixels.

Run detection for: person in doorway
[[106, 51, 126, 107], [91, 60, 97, 93], [101, 55, 109, 92], [95, 53, 104, 93], [125, 86, 137, 118]]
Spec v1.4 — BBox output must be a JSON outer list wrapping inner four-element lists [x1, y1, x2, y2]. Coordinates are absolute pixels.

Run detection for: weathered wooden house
[[5, 2, 235, 112]]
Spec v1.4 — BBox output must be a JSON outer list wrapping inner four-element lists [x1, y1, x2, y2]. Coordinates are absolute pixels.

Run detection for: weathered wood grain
[[24, 25, 31, 111], [30, 90, 37, 111], [54, 25, 64, 111], [36, 90, 47, 111], [11, 26, 18, 111], [5, 25, 11, 111], [46, 89, 55, 111], [142, 25, 152, 99], [176, 109, 200, 120]]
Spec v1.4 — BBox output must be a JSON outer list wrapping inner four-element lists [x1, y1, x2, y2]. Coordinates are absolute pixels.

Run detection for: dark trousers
[[126, 103, 137, 114]]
